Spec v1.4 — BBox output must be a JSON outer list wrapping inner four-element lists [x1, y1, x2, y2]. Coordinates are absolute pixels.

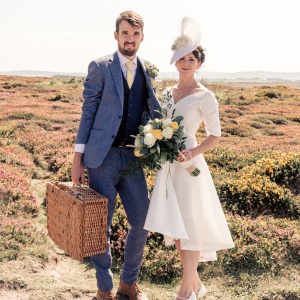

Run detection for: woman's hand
[[177, 149, 193, 162], [177, 135, 221, 162]]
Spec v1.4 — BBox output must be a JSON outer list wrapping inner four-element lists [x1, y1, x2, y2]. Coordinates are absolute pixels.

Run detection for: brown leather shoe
[[93, 289, 116, 300], [116, 280, 148, 300]]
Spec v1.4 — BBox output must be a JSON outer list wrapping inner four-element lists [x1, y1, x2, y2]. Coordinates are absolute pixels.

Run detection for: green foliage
[[220, 175, 298, 218], [251, 116, 272, 124], [222, 125, 253, 137], [220, 216, 300, 275], [2, 82, 23, 89], [0, 122, 24, 138], [218, 152, 300, 218], [269, 117, 290, 125], [205, 148, 264, 172], [110, 199, 300, 280], [0, 217, 48, 262], [255, 90, 282, 99], [289, 116, 300, 123], [110, 199, 181, 282], [9, 112, 35, 120], [141, 234, 181, 283]]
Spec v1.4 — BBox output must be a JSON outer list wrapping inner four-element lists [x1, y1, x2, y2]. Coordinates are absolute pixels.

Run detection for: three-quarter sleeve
[[200, 91, 221, 137]]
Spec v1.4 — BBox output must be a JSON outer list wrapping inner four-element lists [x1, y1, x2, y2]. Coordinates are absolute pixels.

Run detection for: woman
[[144, 17, 234, 300]]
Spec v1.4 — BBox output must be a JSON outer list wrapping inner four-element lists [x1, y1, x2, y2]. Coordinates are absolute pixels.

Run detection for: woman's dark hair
[[192, 46, 205, 64]]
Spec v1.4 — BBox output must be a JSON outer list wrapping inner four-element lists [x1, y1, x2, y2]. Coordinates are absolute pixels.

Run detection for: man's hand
[[72, 152, 86, 186]]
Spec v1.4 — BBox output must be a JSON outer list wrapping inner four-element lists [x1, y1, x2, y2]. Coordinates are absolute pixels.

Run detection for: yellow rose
[[152, 129, 163, 140], [134, 149, 144, 157], [170, 121, 179, 132]]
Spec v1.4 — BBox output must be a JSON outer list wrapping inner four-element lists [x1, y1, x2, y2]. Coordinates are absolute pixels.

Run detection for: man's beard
[[119, 43, 137, 57]]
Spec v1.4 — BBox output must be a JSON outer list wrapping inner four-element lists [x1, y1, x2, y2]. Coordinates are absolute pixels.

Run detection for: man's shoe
[[93, 289, 116, 300], [116, 280, 148, 300]]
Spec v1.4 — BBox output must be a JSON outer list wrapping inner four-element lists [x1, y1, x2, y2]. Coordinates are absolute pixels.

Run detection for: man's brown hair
[[115, 11, 144, 33]]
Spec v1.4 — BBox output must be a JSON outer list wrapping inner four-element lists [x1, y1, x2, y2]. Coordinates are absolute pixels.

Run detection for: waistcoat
[[112, 61, 148, 147]]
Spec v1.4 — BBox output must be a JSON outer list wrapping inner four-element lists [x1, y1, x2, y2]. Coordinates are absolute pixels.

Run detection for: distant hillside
[[159, 71, 300, 82], [1, 69, 300, 81], [0, 70, 86, 78]]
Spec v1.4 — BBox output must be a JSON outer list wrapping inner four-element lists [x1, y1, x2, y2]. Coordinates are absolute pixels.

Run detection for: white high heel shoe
[[195, 284, 206, 298], [175, 292, 197, 300]]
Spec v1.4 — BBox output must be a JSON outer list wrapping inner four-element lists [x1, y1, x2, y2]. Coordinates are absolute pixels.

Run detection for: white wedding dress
[[144, 87, 234, 261]]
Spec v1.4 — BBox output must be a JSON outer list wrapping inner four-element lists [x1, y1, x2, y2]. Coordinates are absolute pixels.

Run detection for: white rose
[[144, 133, 157, 147], [143, 124, 152, 133], [162, 118, 172, 127], [162, 127, 174, 139], [134, 136, 142, 147]]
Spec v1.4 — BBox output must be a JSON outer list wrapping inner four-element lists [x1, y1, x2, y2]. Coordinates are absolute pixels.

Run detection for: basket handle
[[54, 182, 84, 200]]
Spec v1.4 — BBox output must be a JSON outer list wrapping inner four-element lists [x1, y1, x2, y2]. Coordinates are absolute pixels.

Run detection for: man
[[72, 11, 161, 300]]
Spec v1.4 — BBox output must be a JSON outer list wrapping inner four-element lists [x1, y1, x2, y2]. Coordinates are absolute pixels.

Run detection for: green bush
[[218, 152, 300, 218], [109, 200, 300, 280], [220, 216, 300, 275], [219, 174, 298, 218], [242, 152, 300, 183]]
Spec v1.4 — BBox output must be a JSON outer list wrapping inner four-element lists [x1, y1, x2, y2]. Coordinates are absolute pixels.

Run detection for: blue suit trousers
[[87, 147, 149, 291]]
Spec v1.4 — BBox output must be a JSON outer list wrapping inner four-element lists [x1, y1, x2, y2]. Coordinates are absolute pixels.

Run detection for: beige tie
[[125, 61, 134, 88]]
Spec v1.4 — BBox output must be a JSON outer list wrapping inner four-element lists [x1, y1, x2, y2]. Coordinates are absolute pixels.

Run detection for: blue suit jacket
[[76, 52, 161, 169]]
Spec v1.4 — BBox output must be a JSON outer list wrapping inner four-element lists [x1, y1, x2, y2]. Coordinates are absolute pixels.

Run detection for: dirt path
[[0, 178, 99, 300], [0, 254, 97, 300]]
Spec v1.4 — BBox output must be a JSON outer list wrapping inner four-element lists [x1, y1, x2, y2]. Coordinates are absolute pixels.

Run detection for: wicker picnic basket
[[46, 181, 108, 261]]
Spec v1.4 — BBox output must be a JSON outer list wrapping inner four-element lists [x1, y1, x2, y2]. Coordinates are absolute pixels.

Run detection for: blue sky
[[1, 0, 300, 74]]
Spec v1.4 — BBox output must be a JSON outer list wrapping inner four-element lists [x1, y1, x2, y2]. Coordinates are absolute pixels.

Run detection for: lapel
[[109, 52, 123, 102]]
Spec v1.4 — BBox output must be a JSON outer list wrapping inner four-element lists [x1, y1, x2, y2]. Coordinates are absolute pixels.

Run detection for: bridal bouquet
[[128, 110, 200, 176]]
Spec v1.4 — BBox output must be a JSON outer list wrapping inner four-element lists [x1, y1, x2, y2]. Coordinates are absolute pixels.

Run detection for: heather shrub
[[217, 152, 300, 218], [219, 174, 299, 218], [141, 234, 181, 283], [242, 152, 300, 183], [255, 90, 282, 99], [1, 75, 300, 290], [269, 117, 289, 125], [205, 148, 264, 172], [110, 199, 182, 282], [219, 215, 300, 275], [0, 121, 24, 138], [0, 217, 48, 261], [110, 201, 300, 280], [222, 124, 253, 137], [289, 116, 300, 123], [110, 199, 129, 270], [0, 163, 39, 217], [9, 112, 36, 120]]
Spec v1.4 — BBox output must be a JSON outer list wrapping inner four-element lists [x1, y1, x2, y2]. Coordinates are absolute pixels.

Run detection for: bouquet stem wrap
[[179, 160, 201, 177]]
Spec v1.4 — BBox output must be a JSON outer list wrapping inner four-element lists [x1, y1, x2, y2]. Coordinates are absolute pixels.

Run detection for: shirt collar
[[117, 50, 138, 66]]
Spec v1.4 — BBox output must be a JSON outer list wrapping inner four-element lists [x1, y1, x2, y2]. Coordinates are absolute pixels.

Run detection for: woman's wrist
[[190, 147, 201, 158]]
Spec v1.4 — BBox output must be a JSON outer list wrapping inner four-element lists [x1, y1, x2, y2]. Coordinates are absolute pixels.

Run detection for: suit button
[[112, 135, 115, 139], [119, 116, 122, 119]]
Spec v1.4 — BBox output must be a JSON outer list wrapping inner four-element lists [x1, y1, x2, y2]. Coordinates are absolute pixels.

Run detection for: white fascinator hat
[[170, 17, 202, 65]]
